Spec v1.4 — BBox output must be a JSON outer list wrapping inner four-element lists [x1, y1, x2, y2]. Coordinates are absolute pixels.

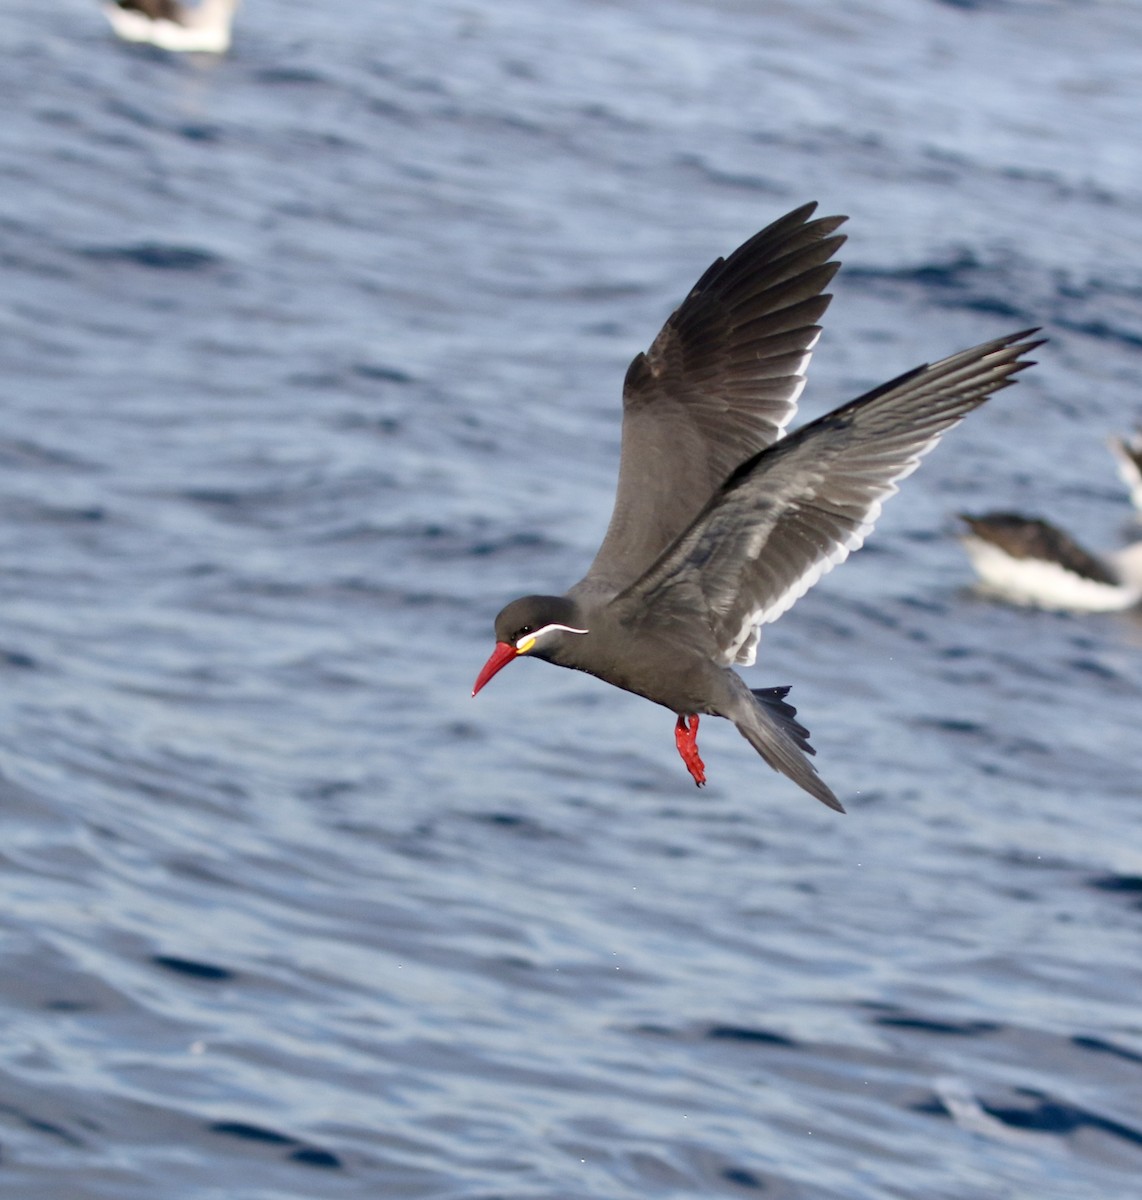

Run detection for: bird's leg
[[674, 714, 706, 787]]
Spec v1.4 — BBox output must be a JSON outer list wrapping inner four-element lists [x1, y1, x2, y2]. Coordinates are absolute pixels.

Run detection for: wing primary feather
[[577, 204, 849, 599]]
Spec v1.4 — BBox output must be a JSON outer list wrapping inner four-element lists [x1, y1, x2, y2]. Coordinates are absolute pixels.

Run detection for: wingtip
[[812, 216, 850, 239], [1003, 327, 1047, 358], [996, 327, 1048, 376], [780, 201, 850, 239]]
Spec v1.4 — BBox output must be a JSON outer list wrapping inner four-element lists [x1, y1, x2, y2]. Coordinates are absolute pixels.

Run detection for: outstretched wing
[[574, 203, 847, 599], [616, 330, 1044, 665]]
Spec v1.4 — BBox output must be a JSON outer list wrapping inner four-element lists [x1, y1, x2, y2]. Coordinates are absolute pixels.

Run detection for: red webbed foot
[[674, 714, 707, 787]]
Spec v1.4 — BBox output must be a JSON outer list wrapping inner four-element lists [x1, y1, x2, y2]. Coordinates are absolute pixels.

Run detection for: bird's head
[[472, 595, 588, 695]]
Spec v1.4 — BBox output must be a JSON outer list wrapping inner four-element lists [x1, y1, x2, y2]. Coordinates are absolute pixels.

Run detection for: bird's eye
[[517, 625, 534, 638]]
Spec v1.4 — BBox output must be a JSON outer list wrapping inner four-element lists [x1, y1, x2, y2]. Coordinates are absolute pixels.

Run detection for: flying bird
[[102, 0, 239, 53], [473, 204, 1041, 810]]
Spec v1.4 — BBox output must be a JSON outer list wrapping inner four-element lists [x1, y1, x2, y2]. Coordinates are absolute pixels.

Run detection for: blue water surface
[[1, 1, 1141, 1197]]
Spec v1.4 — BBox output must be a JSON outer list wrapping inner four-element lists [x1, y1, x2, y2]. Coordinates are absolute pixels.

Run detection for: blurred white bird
[[102, 0, 239, 53], [960, 429, 1142, 612]]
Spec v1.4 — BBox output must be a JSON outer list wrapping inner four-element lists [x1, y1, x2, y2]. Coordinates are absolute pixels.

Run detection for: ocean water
[[1, 1, 1141, 1197]]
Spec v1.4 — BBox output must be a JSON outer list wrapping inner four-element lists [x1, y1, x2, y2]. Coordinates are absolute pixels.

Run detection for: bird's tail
[[733, 685, 845, 812]]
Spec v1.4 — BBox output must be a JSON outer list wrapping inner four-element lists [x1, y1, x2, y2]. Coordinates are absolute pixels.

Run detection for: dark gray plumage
[[583, 202, 846, 598], [474, 204, 1042, 810]]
